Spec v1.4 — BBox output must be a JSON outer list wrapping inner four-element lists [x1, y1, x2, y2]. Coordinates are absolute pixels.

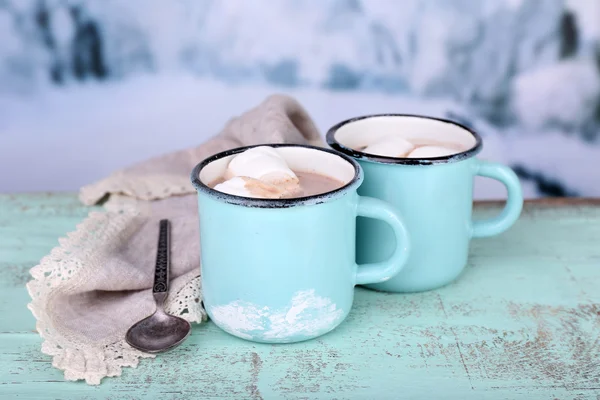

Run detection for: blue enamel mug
[[190, 144, 410, 343], [327, 115, 523, 293]]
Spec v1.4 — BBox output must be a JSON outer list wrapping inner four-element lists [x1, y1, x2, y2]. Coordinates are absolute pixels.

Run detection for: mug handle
[[471, 160, 524, 238], [355, 196, 410, 285]]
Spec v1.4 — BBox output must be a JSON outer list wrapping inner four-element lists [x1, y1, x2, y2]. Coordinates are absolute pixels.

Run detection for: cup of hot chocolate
[[327, 114, 523, 293], [190, 144, 410, 343]]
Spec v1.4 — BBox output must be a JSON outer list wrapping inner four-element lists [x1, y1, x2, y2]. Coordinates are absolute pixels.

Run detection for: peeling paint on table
[[0, 194, 599, 399]]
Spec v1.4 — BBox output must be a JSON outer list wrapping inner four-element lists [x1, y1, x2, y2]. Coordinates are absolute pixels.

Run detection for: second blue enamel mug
[[327, 115, 523, 293]]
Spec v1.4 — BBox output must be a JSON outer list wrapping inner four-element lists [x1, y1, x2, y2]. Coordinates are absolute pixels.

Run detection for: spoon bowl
[[126, 310, 191, 353]]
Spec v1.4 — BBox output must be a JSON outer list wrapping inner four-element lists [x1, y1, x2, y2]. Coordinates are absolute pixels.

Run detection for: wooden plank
[[0, 194, 599, 399], [476, 197, 600, 207]]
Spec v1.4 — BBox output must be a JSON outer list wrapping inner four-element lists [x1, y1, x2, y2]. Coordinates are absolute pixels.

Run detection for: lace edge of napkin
[[25, 199, 207, 385], [79, 173, 195, 206]]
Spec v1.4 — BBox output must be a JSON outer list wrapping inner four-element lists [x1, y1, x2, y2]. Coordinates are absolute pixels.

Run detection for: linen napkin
[[26, 94, 324, 385]]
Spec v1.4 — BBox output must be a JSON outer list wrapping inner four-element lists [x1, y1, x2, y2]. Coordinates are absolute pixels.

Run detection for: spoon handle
[[153, 219, 170, 294]]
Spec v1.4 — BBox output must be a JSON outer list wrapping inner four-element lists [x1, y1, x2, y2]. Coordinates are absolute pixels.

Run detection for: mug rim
[[326, 114, 483, 165], [190, 143, 363, 208]]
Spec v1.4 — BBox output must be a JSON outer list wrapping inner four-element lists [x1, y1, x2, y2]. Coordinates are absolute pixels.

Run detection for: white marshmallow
[[362, 135, 415, 157], [227, 146, 298, 185], [214, 177, 256, 198], [407, 145, 459, 158], [213, 176, 284, 199]]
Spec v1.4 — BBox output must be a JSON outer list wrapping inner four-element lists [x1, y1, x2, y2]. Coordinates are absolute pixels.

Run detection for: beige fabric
[[80, 94, 324, 205], [26, 94, 324, 385]]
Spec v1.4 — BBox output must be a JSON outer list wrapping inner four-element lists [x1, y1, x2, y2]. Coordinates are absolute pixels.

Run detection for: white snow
[[0, 0, 572, 95], [0, 0, 599, 199], [566, 0, 600, 40], [480, 129, 600, 195], [2, 75, 599, 199], [512, 59, 600, 132]]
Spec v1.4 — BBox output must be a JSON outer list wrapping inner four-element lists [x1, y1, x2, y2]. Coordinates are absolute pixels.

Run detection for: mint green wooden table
[[1, 194, 599, 399]]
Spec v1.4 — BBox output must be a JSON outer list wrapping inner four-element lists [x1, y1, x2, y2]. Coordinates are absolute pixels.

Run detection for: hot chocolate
[[210, 170, 344, 199], [357, 134, 468, 158], [329, 115, 477, 159], [209, 146, 345, 199]]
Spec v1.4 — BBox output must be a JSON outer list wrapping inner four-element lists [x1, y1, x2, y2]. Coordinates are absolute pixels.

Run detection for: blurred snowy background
[[1, 0, 599, 198]]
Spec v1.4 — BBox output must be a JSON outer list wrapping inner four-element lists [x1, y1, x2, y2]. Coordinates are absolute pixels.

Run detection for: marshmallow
[[213, 176, 285, 199], [407, 145, 458, 158], [362, 135, 415, 157], [227, 146, 298, 185]]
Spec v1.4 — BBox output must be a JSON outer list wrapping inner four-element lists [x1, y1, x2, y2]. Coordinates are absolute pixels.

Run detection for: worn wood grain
[[0, 194, 599, 399]]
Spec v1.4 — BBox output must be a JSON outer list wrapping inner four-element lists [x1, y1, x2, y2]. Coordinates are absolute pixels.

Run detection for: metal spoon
[[125, 219, 191, 353]]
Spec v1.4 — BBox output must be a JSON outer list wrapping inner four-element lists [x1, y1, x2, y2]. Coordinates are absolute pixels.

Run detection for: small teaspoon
[[125, 219, 191, 353]]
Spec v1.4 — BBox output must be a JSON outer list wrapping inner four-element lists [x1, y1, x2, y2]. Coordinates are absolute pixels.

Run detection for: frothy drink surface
[[210, 170, 344, 198], [400, 138, 465, 151], [356, 134, 469, 158]]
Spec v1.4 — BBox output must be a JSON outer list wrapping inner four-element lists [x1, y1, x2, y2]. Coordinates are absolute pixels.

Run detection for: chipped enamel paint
[[208, 289, 345, 342]]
